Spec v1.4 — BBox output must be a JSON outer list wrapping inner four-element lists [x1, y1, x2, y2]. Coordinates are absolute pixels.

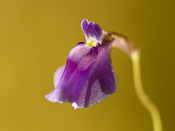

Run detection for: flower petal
[[45, 43, 117, 109], [75, 43, 117, 109], [45, 43, 98, 104], [54, 65, 65, 88], [81, 19, 102, 44]]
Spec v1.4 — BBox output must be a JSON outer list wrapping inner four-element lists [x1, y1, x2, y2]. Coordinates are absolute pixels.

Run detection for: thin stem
[[131, 50, 162, 131], [103, 31, 162, 131]]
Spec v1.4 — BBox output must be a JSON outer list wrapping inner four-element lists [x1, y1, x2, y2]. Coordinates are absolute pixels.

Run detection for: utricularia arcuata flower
[[45, 19, 136, 109]]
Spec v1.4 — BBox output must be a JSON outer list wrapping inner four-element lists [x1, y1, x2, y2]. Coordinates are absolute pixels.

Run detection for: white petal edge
[[53, 65, 65, 88]]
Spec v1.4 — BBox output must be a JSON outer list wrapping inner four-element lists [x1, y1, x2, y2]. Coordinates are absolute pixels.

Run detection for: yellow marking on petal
[[86, 40, 97, 47]]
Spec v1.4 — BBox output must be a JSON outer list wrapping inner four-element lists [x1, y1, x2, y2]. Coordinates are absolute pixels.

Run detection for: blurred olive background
[[0, 0, 174, 131]]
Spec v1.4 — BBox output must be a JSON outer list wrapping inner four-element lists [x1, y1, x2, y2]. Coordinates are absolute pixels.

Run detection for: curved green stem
[[131, 50, 162, 131]]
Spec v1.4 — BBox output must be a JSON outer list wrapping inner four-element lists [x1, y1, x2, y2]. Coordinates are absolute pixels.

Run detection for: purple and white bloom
[[45, 19, 117, 109]]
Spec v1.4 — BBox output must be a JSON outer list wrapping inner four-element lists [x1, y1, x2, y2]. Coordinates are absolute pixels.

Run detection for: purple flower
[[45, 19, 117, 109]]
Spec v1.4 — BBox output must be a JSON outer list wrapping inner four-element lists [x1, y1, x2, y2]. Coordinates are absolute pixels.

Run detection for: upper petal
[[81, 19, 102, 44]]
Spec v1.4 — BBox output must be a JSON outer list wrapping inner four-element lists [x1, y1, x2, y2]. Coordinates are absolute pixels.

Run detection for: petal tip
[[72, 102, 78, 110], [45, 93, 63, 103], [81, 19, 88, 31]]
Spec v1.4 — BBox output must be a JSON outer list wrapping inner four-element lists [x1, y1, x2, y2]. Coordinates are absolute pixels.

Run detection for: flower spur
[[45, 19, 118, 109]]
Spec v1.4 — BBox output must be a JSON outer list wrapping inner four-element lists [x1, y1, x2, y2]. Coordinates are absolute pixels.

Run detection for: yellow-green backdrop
[[0, 0, 174, 131]]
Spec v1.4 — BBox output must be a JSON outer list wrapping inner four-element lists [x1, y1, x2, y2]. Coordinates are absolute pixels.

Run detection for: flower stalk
[[131, 50, 162, 131], [103, 31, 162, 131]]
